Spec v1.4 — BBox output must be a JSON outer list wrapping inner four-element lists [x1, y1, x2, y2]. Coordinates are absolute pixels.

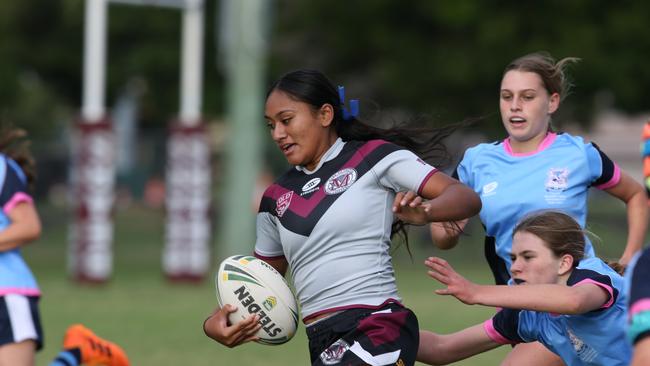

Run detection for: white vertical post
[[83, 0, 108, 121], [163, 0, 210, 281], [179, 0, 204, 124], [77, 0, 210, 282], [72, 0, 115, 282]]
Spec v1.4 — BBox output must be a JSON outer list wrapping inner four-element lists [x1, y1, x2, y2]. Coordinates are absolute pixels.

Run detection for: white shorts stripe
[[5, 294, 37, 342], [349, 341, 401, 366]]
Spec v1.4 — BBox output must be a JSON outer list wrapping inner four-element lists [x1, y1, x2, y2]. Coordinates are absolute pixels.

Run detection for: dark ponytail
[[268, 69, 468, 250]]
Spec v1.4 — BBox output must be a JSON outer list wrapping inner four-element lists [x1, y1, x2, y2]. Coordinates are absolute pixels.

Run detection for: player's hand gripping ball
[[216, 255, 299, 345]]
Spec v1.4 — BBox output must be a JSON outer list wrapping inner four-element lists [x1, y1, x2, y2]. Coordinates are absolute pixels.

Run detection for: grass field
[[26, 195, 636, 365]]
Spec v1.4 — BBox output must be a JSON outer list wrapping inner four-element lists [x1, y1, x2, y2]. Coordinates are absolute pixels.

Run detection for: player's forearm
[[0, 225, 41, 252], [632, 337, 650, 366], [622, 190, 648, 263], [425, 183, 481, 222], [429, 220, 467, 250], [473, 284, 593, 314], [418, 325, 499, 365], [0, 203, 42, 252], [0, 222, 41, 252]]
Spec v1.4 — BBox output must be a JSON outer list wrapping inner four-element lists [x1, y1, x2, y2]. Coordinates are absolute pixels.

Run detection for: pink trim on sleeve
[[417, 169, 439, 195], [573, 278, 615, 309], [3, 192, 33, 213], [630, 299, 650, 318], [482, 319, 517, 345], [595, 163, 621, 190]]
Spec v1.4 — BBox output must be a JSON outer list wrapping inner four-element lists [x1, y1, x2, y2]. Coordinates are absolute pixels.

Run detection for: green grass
[[26, 195, 636, 365]]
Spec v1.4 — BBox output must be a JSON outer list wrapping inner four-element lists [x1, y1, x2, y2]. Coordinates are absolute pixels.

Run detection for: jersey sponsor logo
[[545, 168, 569, 191], [300, 177, 321, 196], [482, 181, 498, 196], [319, 339, 350, 365], [275, 191, 293, 217], [324, 168, 357, 195]]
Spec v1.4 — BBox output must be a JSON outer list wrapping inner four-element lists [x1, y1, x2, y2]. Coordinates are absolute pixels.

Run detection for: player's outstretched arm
[[425, 257, 610, 314], [429, 219, 468, 250], [203, 304, 261, 347], [393, 188, 470, 249], [417, 324, 501, 365]]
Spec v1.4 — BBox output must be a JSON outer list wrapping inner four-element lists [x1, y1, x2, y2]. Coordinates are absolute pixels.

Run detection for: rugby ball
[[216, 255, 299, 345]]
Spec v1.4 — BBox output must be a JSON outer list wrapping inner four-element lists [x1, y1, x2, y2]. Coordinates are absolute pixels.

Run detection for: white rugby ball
[[216, 255, 299, 345]]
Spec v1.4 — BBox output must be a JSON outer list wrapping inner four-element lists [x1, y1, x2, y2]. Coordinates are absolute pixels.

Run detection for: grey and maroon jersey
[[254, 138, 437, 321]]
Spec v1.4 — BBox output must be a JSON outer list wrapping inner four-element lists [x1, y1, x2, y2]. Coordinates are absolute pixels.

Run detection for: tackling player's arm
[[392, 173, 480, 225], [418, 325, 501, 365], [426, 257, 610, 314]]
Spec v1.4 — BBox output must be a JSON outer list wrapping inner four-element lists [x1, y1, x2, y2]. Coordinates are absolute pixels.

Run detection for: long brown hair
[[513, 210, 624, 274], [513, 210, 587, 266], [0, 126, 36, 191]]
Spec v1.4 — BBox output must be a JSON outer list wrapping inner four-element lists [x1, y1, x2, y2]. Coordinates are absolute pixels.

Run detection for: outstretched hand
[[203, 304, 261, 347], [425, 257, 478, 305], [392, 191, 431, 225]]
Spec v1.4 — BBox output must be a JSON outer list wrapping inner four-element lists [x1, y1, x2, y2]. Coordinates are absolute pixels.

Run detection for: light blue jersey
[[457, 132, 619, 284], [0, 155, 39, 296], [484, 257, 630, 366]]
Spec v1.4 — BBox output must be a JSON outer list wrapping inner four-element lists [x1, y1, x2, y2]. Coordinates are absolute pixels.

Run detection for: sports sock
[[48, 348, 81, 366]]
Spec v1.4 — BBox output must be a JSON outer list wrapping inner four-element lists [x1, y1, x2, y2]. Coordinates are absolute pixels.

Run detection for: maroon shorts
[[306, 302, 419, 366]]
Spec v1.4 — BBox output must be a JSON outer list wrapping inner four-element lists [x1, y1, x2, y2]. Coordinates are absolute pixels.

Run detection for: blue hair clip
[[338, 85, 360, 121]]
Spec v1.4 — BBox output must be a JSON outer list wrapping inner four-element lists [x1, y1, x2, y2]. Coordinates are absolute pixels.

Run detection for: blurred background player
[[627, 246, 650, 366], [427, 51, 648, 365], [418, 210, 630, 366], [203, 69, 481, 365], [627, 120, 650, 366], [0, 126, 128, 366], [0, 127, 44, 365], [642, 121, 650, 201]]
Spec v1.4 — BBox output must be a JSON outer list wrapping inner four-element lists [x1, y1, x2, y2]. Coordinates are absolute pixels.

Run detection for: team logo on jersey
[[324, 168, 357, 195], [275, 191, 293, 217], [545, 168, 569, 191], [482, 181, 498, 196], [301, 177, 321, 196], [319, 339, 350, 365], [567, 327, 598, 363]]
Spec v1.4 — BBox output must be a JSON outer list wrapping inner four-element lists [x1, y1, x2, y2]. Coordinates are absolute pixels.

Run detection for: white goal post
[[72, 0, 209, 282]]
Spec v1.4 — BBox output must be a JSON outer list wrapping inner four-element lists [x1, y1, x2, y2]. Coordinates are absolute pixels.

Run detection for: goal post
[[74, 0, 209, 282]]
